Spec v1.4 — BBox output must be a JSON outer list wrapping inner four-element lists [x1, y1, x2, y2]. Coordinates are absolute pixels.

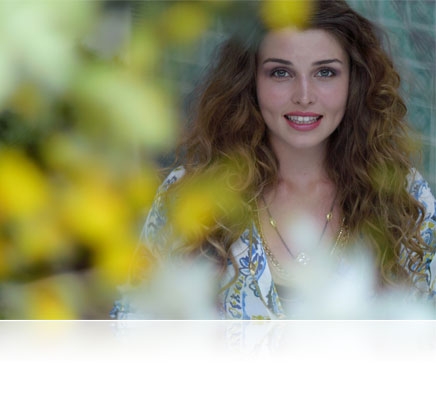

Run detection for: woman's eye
[[316, 68, 335, 78], [271, 69, 290, 79]]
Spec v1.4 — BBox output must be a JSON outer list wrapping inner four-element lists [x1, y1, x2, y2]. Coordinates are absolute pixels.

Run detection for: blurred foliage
[[0, 0, 235, 319], [0, 0, 316, 319]]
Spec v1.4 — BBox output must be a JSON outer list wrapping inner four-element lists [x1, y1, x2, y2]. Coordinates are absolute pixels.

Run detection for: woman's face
[[256, 28, 350, 152]]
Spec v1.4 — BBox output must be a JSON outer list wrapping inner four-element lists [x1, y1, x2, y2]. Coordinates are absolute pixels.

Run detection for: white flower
[[127, 257, 220, 319]]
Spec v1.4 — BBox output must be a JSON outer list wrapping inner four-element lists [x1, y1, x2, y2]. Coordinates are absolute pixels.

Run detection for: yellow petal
[[93, 235, 140, 286], [0, 149, 50, 220], [60, 180, 128, 248], [13, 213, 71, 265], [173, 189, 216, 241], [160, 3, 210, 44], [171, 168, 244, 243], [25, 281, 77, 320], [260, 0, 314, 30], [124, 168, 160, 213]]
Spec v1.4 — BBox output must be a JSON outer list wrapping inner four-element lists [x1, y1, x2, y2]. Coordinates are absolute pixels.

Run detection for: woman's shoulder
[[141, 165, 190, 247], [407, 170, 436, 291], [144, 166, 185, 222], [407, 168, 436, 218], [158, 165, 186, 192]]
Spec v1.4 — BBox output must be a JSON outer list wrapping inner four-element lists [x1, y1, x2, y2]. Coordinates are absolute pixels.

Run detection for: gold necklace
[[252, 201, 350, 310], [262, 193, 336, 265], [257, 214, 349, 272]]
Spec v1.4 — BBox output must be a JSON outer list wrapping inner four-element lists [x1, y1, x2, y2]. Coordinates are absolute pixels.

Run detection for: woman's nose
[[291, 77, 316, 105]]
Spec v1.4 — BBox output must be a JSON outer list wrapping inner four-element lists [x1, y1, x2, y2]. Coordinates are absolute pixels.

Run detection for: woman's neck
[[273, 143, 330, 189]]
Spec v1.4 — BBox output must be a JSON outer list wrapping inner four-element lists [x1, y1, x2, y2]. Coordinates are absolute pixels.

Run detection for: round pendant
[[295, 252, 310, 265]]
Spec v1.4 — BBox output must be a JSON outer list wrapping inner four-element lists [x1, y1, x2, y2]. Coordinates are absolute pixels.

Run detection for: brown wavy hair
[[165, 0, 428, 287]]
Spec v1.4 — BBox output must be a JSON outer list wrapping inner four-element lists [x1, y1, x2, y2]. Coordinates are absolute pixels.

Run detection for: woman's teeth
[[285, 115, 320, 124]]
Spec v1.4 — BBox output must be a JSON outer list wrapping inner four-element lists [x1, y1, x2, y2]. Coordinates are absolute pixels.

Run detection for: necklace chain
[[261, 192, 337, 263]]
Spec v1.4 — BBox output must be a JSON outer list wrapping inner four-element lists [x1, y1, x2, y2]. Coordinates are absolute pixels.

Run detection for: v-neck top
[[111, 166, 436, 320]]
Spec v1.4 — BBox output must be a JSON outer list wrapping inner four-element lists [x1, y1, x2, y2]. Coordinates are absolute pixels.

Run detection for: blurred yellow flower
[[0, 149, 50, 220], [13, 213, 71, 266], [0, 0, 236, 319], [124, 167, 160, 213], [60, 179, 128, 249], [171, 168, 244, 244], [159, 3, 211, 45], [1, 276, 83, 319], [24, 279, 79, 320], [174, 188, 217, 242], [93, 235, 139, 286], [260, 0, 314, 30], [43, 134, 159, 214]]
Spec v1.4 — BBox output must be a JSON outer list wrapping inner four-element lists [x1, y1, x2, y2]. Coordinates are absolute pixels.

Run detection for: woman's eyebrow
[[262, 57, 292, 65], [262, 57, 343, 66], [312, 58, 343, 66]]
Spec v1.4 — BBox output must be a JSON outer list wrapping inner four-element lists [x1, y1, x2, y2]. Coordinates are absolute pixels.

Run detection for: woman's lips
[[284, 113, 323, 131]]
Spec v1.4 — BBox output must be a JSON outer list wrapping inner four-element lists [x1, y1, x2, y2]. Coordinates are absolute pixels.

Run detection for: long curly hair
[[166, 0, 428, 287]]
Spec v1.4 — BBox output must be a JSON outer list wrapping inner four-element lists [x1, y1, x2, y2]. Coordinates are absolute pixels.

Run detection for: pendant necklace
[[261, 192, 337, 266]]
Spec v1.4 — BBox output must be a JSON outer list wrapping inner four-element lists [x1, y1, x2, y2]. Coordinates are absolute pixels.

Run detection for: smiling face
[[256, 28, 350, 153]]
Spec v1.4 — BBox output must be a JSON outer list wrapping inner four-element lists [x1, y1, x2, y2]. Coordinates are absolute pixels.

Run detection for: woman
[[112, 0, 436, 319]]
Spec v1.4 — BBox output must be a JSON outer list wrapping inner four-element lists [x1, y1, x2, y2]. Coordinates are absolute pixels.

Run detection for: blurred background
[[0, 0, 434, 319], [348, 0, 436, 191]]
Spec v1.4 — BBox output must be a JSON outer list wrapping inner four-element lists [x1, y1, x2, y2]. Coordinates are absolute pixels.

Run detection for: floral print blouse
[[111, 167, 436, 320]]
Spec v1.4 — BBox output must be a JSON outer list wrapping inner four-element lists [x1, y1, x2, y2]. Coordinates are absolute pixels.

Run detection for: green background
[[347, 0, 436, 192]]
